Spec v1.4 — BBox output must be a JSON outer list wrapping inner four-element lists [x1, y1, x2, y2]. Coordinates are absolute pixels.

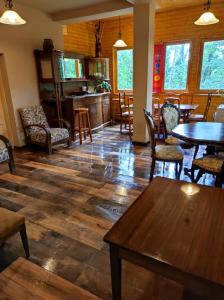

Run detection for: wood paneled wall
[[64, 22, 95, 56], [64, 3, 224, 119]]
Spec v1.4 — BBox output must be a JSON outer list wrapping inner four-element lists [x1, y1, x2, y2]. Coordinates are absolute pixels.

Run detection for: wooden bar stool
[[73, 108, 92, 144]]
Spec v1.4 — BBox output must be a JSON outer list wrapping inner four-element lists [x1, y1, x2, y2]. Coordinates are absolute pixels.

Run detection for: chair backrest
[[161, 103, 180, 135], [204, 93, 212, 121], [143, 108, 156, 154], [164, 96, 180, 109], [152, 97, 161, 116], [19, 105, 49, 134], [118, 92, 126, 114]]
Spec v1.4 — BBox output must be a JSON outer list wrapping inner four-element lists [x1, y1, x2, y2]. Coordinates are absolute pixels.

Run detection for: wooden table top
[[104, 177, 224, 290], [0, 257, 101, 300], [154, 103, 198, 111], [172, 122, 224, 146]]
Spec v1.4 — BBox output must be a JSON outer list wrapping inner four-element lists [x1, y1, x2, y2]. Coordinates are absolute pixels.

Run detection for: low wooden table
[[104, 177, 224, 300], [0, 257, 101, 299]]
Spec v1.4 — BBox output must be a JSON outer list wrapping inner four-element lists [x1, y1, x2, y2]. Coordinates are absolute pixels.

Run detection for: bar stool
[[73, 108, 92, 144]]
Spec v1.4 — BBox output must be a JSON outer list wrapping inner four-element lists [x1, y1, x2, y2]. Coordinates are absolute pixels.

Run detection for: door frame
[[0, 54, 18, 146]]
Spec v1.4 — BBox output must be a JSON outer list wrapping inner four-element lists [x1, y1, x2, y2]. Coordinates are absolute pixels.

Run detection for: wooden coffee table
[[104, 177, 224, 300]]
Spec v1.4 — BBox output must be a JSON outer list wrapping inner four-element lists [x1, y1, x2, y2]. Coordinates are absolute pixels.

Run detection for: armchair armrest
[[24, 124, 51, 140], [0, 135, 12, 150]]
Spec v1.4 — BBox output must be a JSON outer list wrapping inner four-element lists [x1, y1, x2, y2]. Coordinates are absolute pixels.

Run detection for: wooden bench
[[0, 257, 102, 300]]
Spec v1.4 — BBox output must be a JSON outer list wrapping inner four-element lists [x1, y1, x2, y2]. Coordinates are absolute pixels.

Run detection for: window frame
[[163, 40, 192, 93], [114, 47, 133, 93], [198, 38, 224, 92]]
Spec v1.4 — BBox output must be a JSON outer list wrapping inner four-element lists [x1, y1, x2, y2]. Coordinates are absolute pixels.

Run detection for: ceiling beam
[[51, 0, 134, 24]]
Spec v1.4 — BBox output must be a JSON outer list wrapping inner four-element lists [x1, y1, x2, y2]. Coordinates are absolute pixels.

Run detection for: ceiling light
[[0, 0, 26, 25], [113, 17, 127, 48], [195, 0, 219, 26]]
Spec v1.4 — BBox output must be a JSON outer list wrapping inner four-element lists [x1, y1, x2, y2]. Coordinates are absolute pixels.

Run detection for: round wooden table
[[172, 122, 224, 147]]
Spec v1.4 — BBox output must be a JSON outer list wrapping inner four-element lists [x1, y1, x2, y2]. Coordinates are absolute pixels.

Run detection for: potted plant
[[95, 80, 112, 93]]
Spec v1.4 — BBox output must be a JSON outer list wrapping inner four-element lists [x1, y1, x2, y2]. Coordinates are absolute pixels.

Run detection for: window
[[164, 43, 190, 90], [117, 49, 133, 91], [200, 40, 224, 90]]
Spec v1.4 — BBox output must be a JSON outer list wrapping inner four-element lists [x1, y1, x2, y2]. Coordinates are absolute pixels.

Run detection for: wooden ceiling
[[156, 0, 222, 10]]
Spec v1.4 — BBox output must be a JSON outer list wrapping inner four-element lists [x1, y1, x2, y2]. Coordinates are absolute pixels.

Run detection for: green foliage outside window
[[117, 49, 133, 90], [64, 58, 76, 78], [164, 43, 190, 90], [200, 40, 224, 90]]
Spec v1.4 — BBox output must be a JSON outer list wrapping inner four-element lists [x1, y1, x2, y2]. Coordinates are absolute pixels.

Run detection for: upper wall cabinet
[[86, 58, 110, 81], [34, 50, 86, 83]]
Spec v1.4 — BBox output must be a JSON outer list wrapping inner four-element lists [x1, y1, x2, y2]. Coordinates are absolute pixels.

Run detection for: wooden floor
[[0, 126, 216, 299]]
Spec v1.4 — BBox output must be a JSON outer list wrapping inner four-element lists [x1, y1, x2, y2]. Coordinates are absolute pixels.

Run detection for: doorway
[[0, 54, 17, 146]]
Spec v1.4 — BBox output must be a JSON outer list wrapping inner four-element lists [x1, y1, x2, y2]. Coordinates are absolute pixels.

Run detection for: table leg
[[110, 244, 122, 300]]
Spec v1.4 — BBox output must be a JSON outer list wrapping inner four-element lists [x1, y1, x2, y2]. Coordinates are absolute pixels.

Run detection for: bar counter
[[42, 92, 111, 138]]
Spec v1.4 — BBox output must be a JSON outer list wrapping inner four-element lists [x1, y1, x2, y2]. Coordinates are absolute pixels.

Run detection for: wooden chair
[[19, 105, 71, 155], [161, 103, 199, 159], [188, 93, 212, 122], [119, 93, 133, 137], [144, 108, 184, 181], [0, 135, 15, 173], [0, 207, 30, 258], [73, 108, 92, 144], [191, 154, 224, 187], [152, 97, 164, 140]]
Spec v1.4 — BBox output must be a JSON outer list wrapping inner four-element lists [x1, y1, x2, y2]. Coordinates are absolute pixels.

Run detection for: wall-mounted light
[[113, 16, 127, 48], [0, 0, 26, 25], [195, 0, 219, 26]]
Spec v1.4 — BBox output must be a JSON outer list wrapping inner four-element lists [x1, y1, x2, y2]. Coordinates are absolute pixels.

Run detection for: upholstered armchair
[[0, 135, 15, 173], [19, 105, 71, 154]]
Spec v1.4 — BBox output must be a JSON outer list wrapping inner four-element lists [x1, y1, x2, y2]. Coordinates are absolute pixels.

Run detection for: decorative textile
[[155, 145, 184, 161], [20, 105, 49, 135], [0, 141, 9, 163], [30, 128, 69, 144], [162, 106, 179, 133], [193, 155, 224, 173]]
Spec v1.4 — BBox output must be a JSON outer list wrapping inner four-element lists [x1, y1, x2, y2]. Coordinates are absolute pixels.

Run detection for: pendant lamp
[[194, 0, 219, 26], [113, 16, 127, 48], [0, 0, 26, 25]]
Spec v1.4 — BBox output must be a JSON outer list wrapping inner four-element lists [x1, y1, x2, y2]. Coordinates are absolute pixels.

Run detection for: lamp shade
[[194, 11, 219, 25], [113, 39, 127, 48], [0, 9, 26, 25]]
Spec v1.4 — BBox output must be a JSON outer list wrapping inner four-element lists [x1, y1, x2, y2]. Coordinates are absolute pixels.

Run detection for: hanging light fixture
[[113, 16, 127, 48], [0, 0, 26, 25], [194, 0, 219, 26]]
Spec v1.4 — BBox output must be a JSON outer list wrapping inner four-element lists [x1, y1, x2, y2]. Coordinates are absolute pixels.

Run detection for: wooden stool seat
[[0, 207, 30, 258], [74, 108, 93, 144]]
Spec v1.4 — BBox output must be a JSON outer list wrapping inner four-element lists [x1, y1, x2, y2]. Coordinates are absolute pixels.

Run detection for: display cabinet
[[86, 58, 110, 80]]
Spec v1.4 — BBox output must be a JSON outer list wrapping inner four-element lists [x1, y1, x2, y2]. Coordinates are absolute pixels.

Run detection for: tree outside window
[[164, 43, 190, 90], [117, 49, 133, 90], [200, 40, 224, 90]]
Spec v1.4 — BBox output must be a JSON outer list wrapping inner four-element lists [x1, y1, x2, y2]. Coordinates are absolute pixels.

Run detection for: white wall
[[0, 3, 63, 146]]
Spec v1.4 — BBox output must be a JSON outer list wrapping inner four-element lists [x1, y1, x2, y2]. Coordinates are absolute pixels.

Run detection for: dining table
[[172, 122, 224, 147], [104, 177, 224, 300]]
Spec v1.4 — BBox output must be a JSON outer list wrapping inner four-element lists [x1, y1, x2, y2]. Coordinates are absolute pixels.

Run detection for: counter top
[[64, 92, 110, 100]]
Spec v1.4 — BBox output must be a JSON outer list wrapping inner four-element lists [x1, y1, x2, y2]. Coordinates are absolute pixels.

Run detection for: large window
[[200, 40, 224, 90], [164, 43, 190, 90], [117, 49, 133, 91]]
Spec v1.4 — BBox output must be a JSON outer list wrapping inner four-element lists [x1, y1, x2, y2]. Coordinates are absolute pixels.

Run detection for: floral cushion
[[162, 106, 179, 134], [19, 105, 49, 135], [155, 145, 184, 161], [0, 141, 9, 163], [30, 128, 69, 144], [193, 155, 224, 173], [189, 114, 204, 120]]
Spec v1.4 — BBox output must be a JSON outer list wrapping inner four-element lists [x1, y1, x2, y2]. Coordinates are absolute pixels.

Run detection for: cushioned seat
[[193, 155, 224, 173], [0, 208, 25, 240], [0, 207, 29, 258], [0, 141, 9, 163], [188, 114, 204, 121], [30, 128, 69, 144], [155, 145, 184, 161], [165, 136, 188, 146]]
